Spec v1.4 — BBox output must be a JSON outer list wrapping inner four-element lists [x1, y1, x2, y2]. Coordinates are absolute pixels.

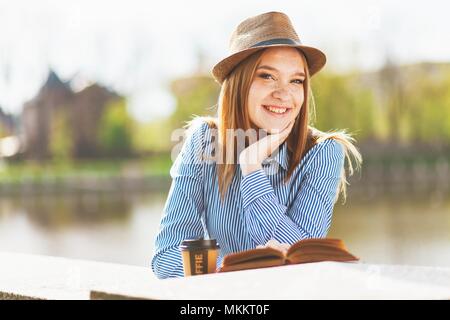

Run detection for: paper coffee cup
[[180, 238, 220, 276]]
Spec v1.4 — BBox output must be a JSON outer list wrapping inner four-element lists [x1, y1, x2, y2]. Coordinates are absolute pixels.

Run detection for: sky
[[0, 0, 449, 122]]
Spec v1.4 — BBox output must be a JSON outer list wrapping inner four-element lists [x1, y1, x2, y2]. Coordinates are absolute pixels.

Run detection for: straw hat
[[212, 11, 326, 84]]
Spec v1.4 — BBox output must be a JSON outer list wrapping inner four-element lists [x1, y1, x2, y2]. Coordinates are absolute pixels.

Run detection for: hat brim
[[212, 43, 326, 85]]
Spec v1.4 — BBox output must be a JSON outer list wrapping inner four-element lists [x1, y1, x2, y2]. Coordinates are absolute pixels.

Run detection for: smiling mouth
[[262, 105, 291, 115]]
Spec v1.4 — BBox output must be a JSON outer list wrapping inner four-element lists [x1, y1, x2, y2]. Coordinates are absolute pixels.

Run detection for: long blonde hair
[[186, 48, 362, 204]]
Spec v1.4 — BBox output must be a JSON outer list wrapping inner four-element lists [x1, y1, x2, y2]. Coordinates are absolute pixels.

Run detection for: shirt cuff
[[241, 169, 274, 210]]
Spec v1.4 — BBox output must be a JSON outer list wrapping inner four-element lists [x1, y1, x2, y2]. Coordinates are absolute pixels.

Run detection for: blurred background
[[0, 0, 449, 268]]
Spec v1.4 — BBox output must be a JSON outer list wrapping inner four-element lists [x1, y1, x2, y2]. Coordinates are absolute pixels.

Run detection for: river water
[[0, 188, 449, 268]]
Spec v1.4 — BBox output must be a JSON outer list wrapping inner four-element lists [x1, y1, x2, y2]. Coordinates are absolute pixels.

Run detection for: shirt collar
[[261, 141, 289, 171]]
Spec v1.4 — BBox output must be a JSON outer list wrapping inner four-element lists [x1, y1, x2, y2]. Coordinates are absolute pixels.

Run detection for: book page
[[222, 247, 285, 266]]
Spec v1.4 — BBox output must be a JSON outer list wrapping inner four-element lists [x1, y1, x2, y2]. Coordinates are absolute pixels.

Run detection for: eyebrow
[[256, 65, 306, 77]]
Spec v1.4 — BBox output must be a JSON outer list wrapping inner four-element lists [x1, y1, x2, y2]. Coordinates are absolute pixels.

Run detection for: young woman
[[151, 11, 362, 279]]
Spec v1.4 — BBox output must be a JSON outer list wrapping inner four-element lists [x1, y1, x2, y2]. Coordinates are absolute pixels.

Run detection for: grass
[[1, 153, 448, 185], [0, 154, 173, 185]]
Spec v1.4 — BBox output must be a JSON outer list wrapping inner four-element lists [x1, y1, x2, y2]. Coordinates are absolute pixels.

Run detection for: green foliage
[[98, 99, 134, 157], [311, 73, 377, 141], [311, 65, 450, 146], [0, 124, 6, 138], [169, 75, 219, 129], [0, 156, 172, 184], [132, 118, 173, 153], [404, 72, 450, 144], [130, 74, 220, 154], [49, 109, 73, 161]]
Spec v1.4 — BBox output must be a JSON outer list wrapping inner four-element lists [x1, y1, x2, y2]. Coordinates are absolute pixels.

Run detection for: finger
[[273, 120, 295, 137], [247, 120, 295, 163], [267, 242, 288, 253], [268, 121, 294, 145], [266, 239, 280, 246]]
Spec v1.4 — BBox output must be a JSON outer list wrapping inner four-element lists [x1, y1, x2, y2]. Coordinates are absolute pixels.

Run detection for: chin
[[264, 120, 291, 132], [262, 126, 284, 135]]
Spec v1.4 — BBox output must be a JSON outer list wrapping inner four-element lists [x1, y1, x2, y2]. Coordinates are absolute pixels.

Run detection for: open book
[[217, 238, 359, 273]]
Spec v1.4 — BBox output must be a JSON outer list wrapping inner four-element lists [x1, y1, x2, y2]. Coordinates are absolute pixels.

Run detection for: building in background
[[22, 71, 123, 160], [0, 107, 16, 137]]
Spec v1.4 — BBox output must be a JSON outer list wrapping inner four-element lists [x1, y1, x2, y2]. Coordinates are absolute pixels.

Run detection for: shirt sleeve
[[151, 120, 208, 279], [240, 138, 345, 246]]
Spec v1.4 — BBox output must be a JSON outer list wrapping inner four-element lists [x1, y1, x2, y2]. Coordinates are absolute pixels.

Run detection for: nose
[[271, 84, 290, 101]]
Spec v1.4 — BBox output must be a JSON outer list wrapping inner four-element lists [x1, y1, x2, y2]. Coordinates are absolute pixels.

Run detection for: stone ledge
[[0, 291, 43, 300], [1, 251, 450, 300]]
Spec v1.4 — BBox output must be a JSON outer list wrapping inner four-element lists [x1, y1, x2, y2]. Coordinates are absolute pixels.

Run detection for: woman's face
[[247, 46, 306, 134]]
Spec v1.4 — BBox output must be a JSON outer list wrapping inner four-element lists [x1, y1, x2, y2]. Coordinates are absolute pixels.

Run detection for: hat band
[[250, 38, 302, 48]]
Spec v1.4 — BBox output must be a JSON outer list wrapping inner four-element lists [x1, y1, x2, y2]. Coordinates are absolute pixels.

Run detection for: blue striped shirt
[[151, 120, 345, 279]]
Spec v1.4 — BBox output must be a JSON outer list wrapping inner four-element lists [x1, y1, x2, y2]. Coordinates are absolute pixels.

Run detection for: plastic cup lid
[[179, 238, 220, 250]]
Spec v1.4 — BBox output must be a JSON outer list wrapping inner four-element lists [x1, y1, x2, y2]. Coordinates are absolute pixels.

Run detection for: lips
[[262, 105, 292, 116]]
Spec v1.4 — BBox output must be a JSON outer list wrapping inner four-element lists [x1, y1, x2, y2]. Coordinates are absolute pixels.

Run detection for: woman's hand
[[256, 239, 290, 254], [239, 120, 295, 176]]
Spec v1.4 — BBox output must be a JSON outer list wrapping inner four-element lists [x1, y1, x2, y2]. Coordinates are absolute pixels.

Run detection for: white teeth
[[264, 105, 287, 114]]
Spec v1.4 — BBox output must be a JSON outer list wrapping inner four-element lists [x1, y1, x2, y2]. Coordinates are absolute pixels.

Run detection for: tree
[[49, 108, 73, 161], [169, 75, 219, 129], [311, 72, 377, 141], [98, 98, 134, 157]]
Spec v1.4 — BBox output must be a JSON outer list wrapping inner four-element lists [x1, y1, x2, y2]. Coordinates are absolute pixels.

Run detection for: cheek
[[292, 106, 302, 119], [247, 83, 266, 117], [248, 83, 266, 105], [295, 87, 305, 103], [294, 90, 305, 110]]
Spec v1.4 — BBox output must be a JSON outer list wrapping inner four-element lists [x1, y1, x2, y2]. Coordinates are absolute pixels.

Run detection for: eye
[[258, 73, 274, 80], [292, 79, 304, 85]]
